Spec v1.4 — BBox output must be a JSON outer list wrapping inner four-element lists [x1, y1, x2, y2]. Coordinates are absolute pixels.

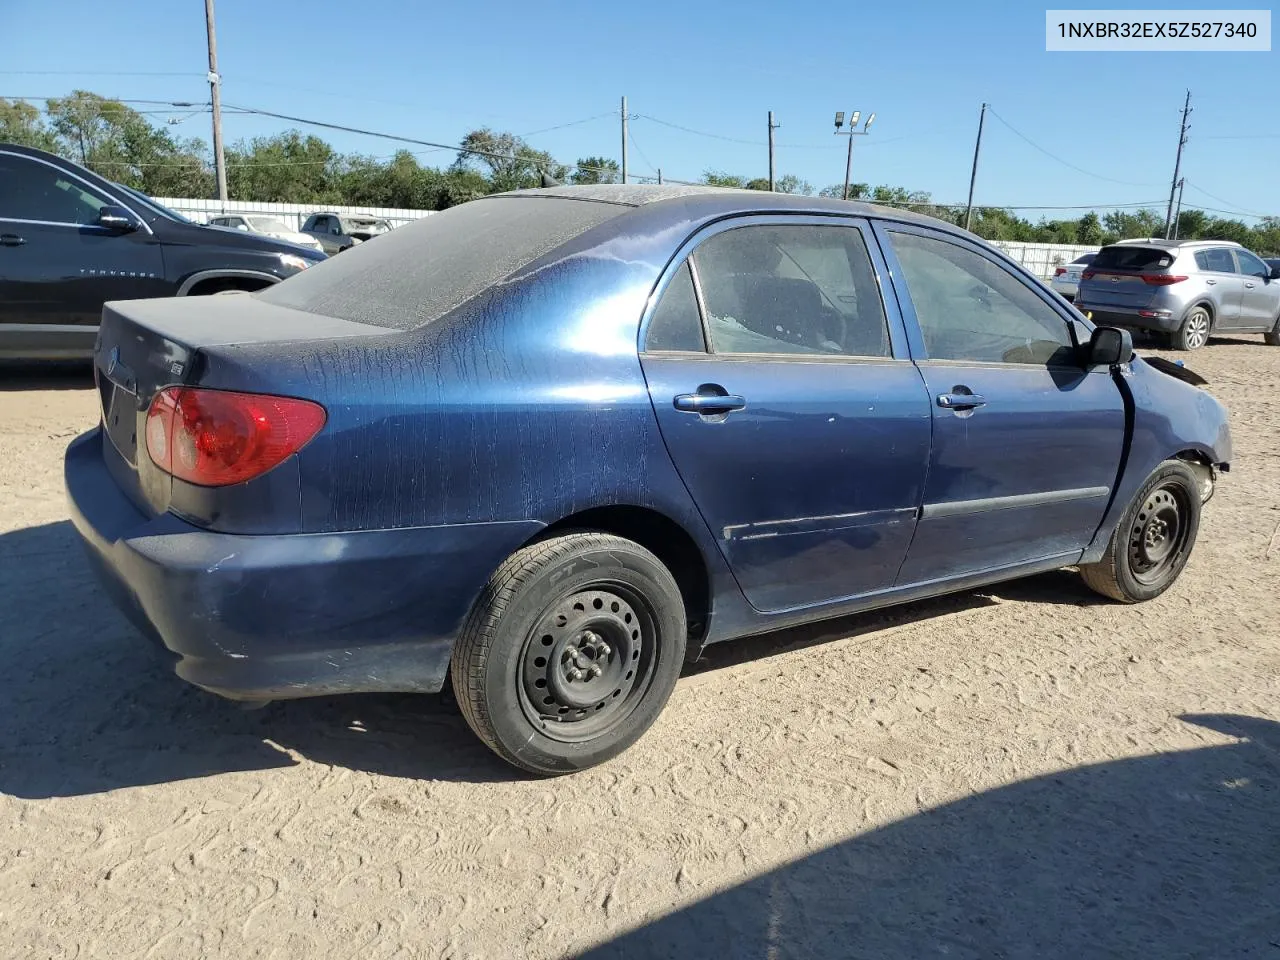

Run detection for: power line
[[1182, 181, 1272, 219], [986, 107, 1155, 188], [0, 70, 205, 77]]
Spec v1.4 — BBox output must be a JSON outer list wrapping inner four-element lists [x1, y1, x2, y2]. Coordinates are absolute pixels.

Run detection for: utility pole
[[964, 102, 987, 232], [204, 0, 228, 207], [1164, 90, 1191, 239], [657, 168, 662, 185], [620, 96, 628, 185], [1172, 177, 1186, 239], [767, 111, 779, 191]]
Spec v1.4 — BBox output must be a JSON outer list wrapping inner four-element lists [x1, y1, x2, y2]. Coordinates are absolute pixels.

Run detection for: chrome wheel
[[517, 586, 656, 743], [1181, 309, 1210, 349]]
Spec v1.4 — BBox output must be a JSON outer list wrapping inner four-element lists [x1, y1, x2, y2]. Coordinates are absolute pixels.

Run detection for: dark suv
[[0, 144, 326, 360]]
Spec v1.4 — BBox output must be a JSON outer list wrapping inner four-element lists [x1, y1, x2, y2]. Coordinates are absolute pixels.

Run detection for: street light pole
[[833, 110, 875, 201]]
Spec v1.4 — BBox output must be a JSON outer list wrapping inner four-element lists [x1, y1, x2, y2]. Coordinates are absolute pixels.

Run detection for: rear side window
[[1194, 248, 1236, 273], [690, 223, 890, 358], [258, 197, 628, 330], [645, 263, 705, 352], [1091, 246, 1173, 271]]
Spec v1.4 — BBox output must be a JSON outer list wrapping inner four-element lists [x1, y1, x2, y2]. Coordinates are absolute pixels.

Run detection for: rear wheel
[[451, 532, 686, 775], [1265, 313, 1280, 346], [1079, 461, 1201, 603], [1171, 306, 1211, 350]]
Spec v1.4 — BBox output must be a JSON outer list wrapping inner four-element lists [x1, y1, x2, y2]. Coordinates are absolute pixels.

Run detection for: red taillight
[[1053, 267, 1067, 277], [1081, 270, 1095, 280], [145, 387, 326, 487], [1141, 274, 1188, 286]]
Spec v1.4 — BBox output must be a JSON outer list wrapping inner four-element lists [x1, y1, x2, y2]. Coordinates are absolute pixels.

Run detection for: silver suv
[[1074, 238, 1280, 350]]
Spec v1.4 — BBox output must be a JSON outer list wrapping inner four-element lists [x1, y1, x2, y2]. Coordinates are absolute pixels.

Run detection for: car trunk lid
[[93, 294, 396, 518], [1077, 245, 1175, 308]]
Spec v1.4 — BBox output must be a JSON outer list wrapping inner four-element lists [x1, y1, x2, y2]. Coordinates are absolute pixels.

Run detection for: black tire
[[1079, 461, 1201, 603], [1265, 314, 1280, 346], [1171, 305, 1211, 351], [451, 532, 686, 776]]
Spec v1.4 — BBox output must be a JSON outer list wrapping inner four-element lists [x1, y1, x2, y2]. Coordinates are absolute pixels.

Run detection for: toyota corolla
[[65, 185, 1231, 775]]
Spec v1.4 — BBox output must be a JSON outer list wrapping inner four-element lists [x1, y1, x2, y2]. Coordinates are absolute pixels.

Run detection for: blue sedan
[[65, 185, 1232, 775]]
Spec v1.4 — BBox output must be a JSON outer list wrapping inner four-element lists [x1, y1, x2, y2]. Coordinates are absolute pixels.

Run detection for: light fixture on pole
[[833, 110, 875, 200]]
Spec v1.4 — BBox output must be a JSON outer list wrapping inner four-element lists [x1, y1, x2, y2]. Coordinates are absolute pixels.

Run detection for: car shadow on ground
[[1, 520, 1106, 799], [578, 711, 1280, 959]]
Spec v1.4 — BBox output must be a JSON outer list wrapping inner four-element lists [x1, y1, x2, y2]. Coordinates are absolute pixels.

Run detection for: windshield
[[113, 183, 194, 224], [248, 216, 294, 233]]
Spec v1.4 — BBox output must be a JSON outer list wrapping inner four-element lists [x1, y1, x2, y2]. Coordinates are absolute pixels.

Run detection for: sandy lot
[[1, 341, 1277, 959]]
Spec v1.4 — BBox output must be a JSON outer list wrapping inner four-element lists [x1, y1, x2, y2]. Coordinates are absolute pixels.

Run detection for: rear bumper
[[65, 429, 543, 701], [1074, 304, 1180, 333]]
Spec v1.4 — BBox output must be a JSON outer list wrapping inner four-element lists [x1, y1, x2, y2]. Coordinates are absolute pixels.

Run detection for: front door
[[1234, 248, 1280, 330], [0, 151, 166, 356], [879, 224, 1127, 585], [640, 217, 931, 613]]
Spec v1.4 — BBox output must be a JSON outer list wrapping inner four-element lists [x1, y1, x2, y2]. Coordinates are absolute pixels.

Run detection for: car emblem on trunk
[[106, 346, 120, 376], [1111, 276, 1120, 282]]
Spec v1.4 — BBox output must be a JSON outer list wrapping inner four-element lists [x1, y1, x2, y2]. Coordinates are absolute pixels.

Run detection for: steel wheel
[[518, 585, 656, 742], [1127, 483, 1192, 585]]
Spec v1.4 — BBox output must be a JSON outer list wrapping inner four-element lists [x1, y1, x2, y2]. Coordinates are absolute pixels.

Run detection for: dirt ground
[[1, 340, 1277, 959]]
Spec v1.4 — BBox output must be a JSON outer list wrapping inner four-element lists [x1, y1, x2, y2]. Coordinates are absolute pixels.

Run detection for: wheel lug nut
[[589, 664, 603, 678], [597, 642, 611, 657]]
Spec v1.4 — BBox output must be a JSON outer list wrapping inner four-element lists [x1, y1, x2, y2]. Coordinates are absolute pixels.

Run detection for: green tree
[[0, 98, 57, 151], [1075, 212, 1103, 245], [775, 174, 813, 196], [226, 131, 338, 203], [570, 156, 619, 185], [455, 128, 567, 192], [702, 170, 748, 188]]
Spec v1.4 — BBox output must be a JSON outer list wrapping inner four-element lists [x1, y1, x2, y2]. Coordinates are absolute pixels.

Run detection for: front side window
[[1235, 249, 1269, 279], [690, 223, 890, 357], [0, 155, 110, 224], [889, 230, 1075, 366]]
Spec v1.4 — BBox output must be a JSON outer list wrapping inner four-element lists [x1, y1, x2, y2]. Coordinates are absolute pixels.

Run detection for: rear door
[[1233, 248, 1280, 330], [878, 224, 1127, 584], [639, 216, 932, 613], [0, 150, 167, 357], [1194, 247, 1245, 329]]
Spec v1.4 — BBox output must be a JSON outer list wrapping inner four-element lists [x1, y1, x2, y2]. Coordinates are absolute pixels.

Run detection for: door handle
[[937, 393, 987, 410], [0, 234, 25, 247], [1205, 279, 1217, 285], [673, 392, 747, 415], [1245, 282, 1257, 288]]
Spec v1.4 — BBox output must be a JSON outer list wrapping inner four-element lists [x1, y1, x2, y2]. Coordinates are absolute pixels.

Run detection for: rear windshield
[[1071, 253, 1096, 265], [257, 197, 628, 330], [1090, 246, 1173, 271]]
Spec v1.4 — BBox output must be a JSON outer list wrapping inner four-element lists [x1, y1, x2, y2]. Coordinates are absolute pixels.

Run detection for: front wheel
[[451, 532, 686, 775], [1265, 313, 1280, 346], [1172, 306, 1211, 350], [1079, 461, 1201, 603]]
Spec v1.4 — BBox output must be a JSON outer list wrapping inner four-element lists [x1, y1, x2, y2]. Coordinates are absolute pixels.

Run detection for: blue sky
[[2, 0, 1276, 220]]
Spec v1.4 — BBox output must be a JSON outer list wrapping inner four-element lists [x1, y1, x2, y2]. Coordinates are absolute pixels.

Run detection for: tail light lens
[[1053, 267, 1067, 277], [1141, 274, 1188, 286], [145, 387, 326, 487], [1081, 270, 1095, 280]]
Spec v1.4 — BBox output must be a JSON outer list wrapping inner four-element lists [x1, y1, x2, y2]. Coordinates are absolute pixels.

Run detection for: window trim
[[873, 219, 1087, 368], [638, 213, 911, 363], [0, 149, 153, 235]]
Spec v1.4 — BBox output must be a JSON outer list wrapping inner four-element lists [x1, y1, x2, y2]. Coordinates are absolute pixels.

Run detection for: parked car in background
[[1049, 252, 1096, 301], [1075, 238, 1280, 350], [0, 143, 325, 360], [208, 213, 326, 254], [299, 212, 393, 254], [66, 185, 1231, 775]]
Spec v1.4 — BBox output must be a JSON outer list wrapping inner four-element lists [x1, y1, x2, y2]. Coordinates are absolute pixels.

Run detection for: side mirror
[[1088, 326, 1133, 367], [97, 205, 139, 232], [1269, 265, 1280, 280]]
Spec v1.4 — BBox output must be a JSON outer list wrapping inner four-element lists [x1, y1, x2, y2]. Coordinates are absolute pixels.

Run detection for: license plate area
[[98, 360, 140, 465]]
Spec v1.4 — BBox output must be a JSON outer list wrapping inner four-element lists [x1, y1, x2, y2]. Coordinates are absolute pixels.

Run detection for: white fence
[[155, 198, 435, 231], [155, 197, 1097, 279], [990, 241, 1099, 280]]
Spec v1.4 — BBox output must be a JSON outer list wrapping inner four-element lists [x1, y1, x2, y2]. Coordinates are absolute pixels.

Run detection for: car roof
[[496, 183, 962, 232], [1110, 237, 1242, 249]]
